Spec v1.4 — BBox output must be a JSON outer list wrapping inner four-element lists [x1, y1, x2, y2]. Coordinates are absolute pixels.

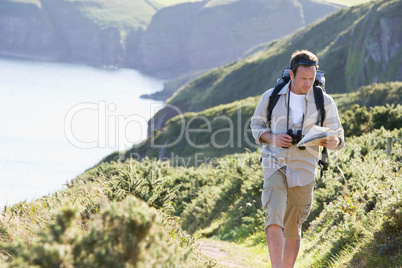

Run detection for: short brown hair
[[289, 50, 318, 76]]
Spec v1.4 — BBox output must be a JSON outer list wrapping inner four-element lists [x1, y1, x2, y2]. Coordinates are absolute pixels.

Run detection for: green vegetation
[[1, 82, 401, 266], [23, 0, 221, 34], [1, 0, 401, 266], [3, 83, 401, 267], [0, 160, 205, 267], [46, 0, 161, 33], [3, 0, 161, 32], [132, 95, 258, 162], [165, 0, 401, 115], [1, 126, 400, 267], [120, 81, 402, 164], [354, 81, 402, 108], [298, 128, 402, 267], [6, 0, 156, 28], [151, 0, 373, 7], [141, 71, 206, 101], [0, 198, 190, 267]]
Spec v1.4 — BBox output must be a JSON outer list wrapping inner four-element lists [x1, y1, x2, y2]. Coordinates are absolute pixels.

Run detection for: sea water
[[0, 58, 164, 208]]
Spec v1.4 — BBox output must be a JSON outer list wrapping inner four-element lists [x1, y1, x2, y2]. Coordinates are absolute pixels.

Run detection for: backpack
[[266, 67, 329, 177]]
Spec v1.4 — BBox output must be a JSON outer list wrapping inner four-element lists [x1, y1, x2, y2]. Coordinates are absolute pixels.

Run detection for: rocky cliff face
[[41, 0, 125, 67], [138, 0, 340, 78], [341, 0, 402, 91], [0, 0, 129, 67], [0, 0, 340, 73], [0, 1, 61, 60], [364, 16, 402, 82]]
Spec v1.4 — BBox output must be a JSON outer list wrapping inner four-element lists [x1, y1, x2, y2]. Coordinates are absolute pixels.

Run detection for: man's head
[[289, 50, 318, 77], [289, 50, 318, 95]]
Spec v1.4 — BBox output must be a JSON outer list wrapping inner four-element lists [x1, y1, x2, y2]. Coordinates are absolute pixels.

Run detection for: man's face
[[289, 65, 316, 95]]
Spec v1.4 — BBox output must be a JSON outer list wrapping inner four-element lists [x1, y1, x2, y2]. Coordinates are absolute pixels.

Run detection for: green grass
[[62, 0, 161, 31], [120, 82, 402, 166], [121, 95, 260, 164], [1, 0, 401, 265], [296, 129, 402, 267], [177, 128, 402, 267], [0, 161, 203, 267], [1, 124, 401, 267]]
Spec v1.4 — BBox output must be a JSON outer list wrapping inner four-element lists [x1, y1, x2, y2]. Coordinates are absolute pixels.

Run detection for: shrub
[[341, 104, 402, 137], [0, 197, 192, 267]]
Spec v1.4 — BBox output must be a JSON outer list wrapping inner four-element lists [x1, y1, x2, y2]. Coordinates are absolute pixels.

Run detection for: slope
[[165, 0, 401, 115], [1, 127, 401, 267], [138, 0, 341, 78], [104, 82, 402, 164]]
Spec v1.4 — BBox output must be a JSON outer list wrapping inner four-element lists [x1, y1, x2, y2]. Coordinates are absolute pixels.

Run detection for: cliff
[[0, 0, 159, 67], [165, 0, 402, 114], [40, 0, 125, 67], [121, 0, 402, 161], [0, 0, 340, 72], [138, 0, 341, 78], [0, 1, 60, 61]]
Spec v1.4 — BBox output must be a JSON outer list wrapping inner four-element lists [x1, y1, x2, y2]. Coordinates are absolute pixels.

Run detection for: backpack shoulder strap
[[313, 84, 326, 126], [267, 83, 286, 125], [313, 84, 330, 177]]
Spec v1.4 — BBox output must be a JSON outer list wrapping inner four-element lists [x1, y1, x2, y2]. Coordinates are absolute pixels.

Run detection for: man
[[250, 50, 344, 268]]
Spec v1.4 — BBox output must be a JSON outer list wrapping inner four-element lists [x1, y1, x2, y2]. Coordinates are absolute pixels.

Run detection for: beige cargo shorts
[[261, 167, 315, 240]]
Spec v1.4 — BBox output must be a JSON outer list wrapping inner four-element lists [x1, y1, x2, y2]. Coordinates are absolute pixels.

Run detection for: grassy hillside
[[4, 0, 162, 32], [1, 126, 401, 267], [8, 0, 374, 9], [113, 81, 402, 165], [1, 82, 401, 266], [46, 0, 162, 33], [165, 0, 401, 114], [0, 162, 205, 266], [171, 127, 402, 267], [78, 0, 161, 32], [319, 0, 374, 6]]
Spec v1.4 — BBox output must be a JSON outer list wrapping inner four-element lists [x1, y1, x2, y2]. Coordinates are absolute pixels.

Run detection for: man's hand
[[260, 132, 293, 148], [320, 137, 340, 150]]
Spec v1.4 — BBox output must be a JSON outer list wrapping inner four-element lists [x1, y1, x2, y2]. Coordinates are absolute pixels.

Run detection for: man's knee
[[266, 224, 283, 233]]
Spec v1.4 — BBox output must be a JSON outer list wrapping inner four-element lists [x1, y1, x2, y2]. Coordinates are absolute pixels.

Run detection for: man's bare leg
[[266, 224, 283, 268], [283, 238, 300, 268]]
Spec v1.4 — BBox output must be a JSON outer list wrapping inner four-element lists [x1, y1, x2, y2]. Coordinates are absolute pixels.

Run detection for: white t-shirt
[[289, 91, 306, 126]]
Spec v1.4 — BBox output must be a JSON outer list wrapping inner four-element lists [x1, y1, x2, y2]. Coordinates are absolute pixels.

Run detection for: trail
[[196, 240, 244, 268]]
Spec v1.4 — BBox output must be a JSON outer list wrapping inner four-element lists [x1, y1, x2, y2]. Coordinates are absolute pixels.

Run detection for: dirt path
[[196, 240, 244, 268]]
